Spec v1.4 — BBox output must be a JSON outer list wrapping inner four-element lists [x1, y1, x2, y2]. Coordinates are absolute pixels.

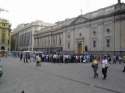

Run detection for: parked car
[[0, 65, 3, 77]]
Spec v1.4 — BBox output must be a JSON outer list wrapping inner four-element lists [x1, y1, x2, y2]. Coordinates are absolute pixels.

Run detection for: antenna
[[80, 9, 83, 15]]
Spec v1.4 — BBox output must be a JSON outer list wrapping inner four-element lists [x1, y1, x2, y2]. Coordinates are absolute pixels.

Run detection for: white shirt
[[102, 59, 108, 68], [36, 55, 41, 61]]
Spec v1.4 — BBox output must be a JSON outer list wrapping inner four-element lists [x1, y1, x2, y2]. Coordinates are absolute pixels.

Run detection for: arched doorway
[[76, 37, 85, 54], [77, 41, 85, 54], [77, 42, 82, 54], [1, 46, 5, 50], [0, 46, 6, 57]]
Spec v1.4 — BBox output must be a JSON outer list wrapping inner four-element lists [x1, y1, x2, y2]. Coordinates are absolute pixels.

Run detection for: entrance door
[[77, 41, 83, 54]]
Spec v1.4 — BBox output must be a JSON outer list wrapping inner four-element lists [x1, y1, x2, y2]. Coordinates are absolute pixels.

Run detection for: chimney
[[118, 0, 121, 4]]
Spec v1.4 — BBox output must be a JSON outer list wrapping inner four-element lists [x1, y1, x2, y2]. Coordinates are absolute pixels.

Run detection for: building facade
[[11, 20, 52, 51], [0, 19, 11, 51], [34, 2, 125, 54]]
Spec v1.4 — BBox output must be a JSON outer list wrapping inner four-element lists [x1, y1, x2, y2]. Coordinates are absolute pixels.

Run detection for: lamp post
[[50, 30, 52, 54]]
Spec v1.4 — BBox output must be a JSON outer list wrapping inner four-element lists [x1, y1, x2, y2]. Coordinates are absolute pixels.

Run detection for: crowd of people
[[11, 51, 125, 80], [17, 52, 125, 64], [18, 52, 93, 63]]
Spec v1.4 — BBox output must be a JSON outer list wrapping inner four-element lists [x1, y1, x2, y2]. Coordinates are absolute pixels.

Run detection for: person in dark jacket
[[122, 56, 125, 72], [20, 53, 23, 61]]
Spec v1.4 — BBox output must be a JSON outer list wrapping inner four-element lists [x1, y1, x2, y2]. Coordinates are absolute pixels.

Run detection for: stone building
[[34, 18, 75, 53], [0, 19, 11, 51], [11, 20, 52, 51], [34, 2, 125, 55]]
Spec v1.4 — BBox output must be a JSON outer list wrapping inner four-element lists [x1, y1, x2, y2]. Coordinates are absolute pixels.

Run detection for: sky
[[0, 0, 123, 29]]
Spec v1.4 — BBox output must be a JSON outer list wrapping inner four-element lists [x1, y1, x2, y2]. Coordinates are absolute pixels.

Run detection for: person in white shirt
[[36, 54, 41, 66], [102, 56, 109, 80]]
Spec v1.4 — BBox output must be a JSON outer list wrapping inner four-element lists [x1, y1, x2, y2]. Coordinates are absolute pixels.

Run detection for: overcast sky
[[0, 0, 123, 29]]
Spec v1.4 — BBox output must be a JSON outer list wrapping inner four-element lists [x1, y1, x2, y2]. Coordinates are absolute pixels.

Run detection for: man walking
[[20, 52, 23, 61], [102, 56, 109, 80], [122, 55, 125, 72]]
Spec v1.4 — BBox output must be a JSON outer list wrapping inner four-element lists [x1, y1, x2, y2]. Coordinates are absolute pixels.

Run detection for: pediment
[[70, 15, 89, 25]]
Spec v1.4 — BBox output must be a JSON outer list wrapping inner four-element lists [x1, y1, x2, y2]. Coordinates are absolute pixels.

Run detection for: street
[[0, 57, 125, 93]]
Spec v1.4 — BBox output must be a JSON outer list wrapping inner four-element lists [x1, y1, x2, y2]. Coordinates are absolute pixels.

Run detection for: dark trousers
[[123, 66, 125, 72], [92, 66, 98, 78], [102, 67, 108, 79]]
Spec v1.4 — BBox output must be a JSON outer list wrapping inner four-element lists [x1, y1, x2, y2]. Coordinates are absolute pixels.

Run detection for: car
[[0, 65, 3, 77]]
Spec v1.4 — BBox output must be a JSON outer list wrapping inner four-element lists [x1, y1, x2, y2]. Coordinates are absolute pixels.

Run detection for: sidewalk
[[38, 62, 125, 93], [5, 57, 125, 93]]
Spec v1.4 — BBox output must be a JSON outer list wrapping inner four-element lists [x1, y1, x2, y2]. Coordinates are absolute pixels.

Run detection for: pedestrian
[[32, 53, 36, 63], [107, 55, 111, 64], [123, 66, 125, 72], [23, 52, 26, 63], [21, 90, 24, 93], [36, 54, 41, 67], [20, 52, 23, 61], [118, 56, 122, 64], [122, 55, 125, 72], [101, 56, 109, 80], [25, 53, 28, 63], [91, 57, 99, 78], [113, 55, 116, 64], [28, 53, 31, 62]]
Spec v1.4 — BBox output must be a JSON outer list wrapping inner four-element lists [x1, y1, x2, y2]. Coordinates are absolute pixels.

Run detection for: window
[[106, 39, 110, 47], [68, 34, 70, 39], [8, 40, 9, 45], [85, 45, 88, 51], [55, 35, 57, 45], [45, 39, 46, 47], [93, 31, 96, 36], [79, 33, 82, 36], [2, 23, 6, 27], [52, 36, 55, 45], [2, 31, 5, 43], [59, 37, 61, 46], [106, 28, 110, 33], [93, 40, 96, 48], [37, 38, 39, 46], [68, 42, 70, 49], [48, 39, 50, 46]]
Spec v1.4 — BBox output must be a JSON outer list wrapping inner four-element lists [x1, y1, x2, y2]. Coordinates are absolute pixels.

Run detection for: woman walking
[[91, 57, 99, 79]]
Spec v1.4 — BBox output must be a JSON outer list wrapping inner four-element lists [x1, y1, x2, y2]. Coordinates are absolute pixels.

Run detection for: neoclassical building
[[34, 2, 125, 54], [0, 19, 11, 51], [11, 20, 52, 51]]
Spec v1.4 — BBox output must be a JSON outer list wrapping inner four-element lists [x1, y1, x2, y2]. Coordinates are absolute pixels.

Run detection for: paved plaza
[[0, 57, 125, 93]]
